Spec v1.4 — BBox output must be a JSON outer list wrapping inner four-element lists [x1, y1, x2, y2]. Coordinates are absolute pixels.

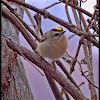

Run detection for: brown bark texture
[[1, 1, 34, 100]]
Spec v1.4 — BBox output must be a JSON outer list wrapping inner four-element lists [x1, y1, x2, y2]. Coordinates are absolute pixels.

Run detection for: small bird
[[36, 27, 68, 61]]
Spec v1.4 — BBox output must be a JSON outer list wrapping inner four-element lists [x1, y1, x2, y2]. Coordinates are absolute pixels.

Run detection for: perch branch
[[5, 38, 88, 100]]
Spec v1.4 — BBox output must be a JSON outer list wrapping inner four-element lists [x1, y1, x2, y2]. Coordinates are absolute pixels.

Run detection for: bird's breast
[[37, 34, 68, 60]]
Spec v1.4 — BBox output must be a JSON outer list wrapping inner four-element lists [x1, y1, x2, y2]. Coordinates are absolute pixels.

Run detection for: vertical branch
[[24, 7, 36, 28], [70, 1, 97, 99], [68, 0, 83, 73], [78, 12, 93, 68], [82, 44, 97, 100], [24, 7, 42, 38], [78, 11, 97, 100], [69, 39, 82, 74], [65, 1, 72, 24], [71, 7, 82, 29], [45, 74, 64, 100], [15, 14, 41, 41], [34, 13, 43, 37]]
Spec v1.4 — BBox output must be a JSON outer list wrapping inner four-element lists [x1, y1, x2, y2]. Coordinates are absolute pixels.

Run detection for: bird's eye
[[54, 33, 60, 36]]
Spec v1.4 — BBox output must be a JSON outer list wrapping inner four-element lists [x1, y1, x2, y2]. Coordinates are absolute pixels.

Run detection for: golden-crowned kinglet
[[36, 27, 68, 61]]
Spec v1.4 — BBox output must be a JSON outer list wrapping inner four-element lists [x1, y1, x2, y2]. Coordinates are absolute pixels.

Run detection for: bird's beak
[[58, 31, 66, 39], [61, 31, 66, 34], [60, 31, 66, 36]]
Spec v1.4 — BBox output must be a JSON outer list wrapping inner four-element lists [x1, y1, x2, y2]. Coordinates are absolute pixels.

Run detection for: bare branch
[[44, 1, 62, 9], [60, 0, 92, 17], [5, 38, 88, 100], [2, 6, 37, 50], [45, 75, 64, 100], [69, 38, 82, 74], [77, 61, 99, 90], [65, 5, 72, 23], [87, 19, 99, 34], [56, 60, 81, 91]]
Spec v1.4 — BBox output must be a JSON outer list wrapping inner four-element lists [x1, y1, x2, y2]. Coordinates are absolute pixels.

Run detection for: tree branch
[[60, 0, 92, 17], [5, 38, 88, 100], [56, 60, 80, 91], [45, 75, 64, 100], [2, 6, 37, 50]]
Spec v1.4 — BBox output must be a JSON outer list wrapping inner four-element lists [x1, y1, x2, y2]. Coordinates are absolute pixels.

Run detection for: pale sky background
[[19, 0, 98, 100]]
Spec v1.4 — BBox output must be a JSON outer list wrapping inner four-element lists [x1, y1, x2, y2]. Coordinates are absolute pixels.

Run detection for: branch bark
[[5, 38, 88, 100], [45, 74, 64, 100]]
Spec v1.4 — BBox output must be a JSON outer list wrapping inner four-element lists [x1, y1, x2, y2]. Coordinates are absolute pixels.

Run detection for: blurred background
[[19, 0, 99, 100]]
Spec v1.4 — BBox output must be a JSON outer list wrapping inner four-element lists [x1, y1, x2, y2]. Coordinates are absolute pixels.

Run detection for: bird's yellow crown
[[52, 27, 63, 31]]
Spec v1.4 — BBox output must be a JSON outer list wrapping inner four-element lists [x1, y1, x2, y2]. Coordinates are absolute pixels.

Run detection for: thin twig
[[69, 38, 82, 74], [65, 51, 99, 89], [61, 0, 92, 17], [65, 1, 72, 24], [34, 13, 43, 37], [78, 9, 97, 99], [24, 7, 43, 39], [87, 19, 99, 34], [45, 74, 64, 100], [77, 60, 99, 89], [44, 1, 62, 9], [56, 60, 81, 91], [15, 13, 41, 41], [80, 0, 87, 3], [71, 6, 82, 29], [24, 7, 36, 28], [79, 82, 85, 87]]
